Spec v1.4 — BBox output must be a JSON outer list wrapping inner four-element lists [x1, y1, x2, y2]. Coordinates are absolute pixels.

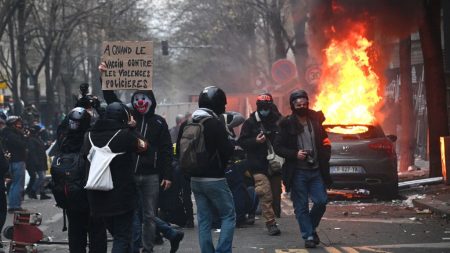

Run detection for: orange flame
[[313, 23, 381, 126]]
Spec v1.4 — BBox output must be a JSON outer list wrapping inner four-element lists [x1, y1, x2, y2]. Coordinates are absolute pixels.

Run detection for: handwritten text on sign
[[101, 41, 153, 90]]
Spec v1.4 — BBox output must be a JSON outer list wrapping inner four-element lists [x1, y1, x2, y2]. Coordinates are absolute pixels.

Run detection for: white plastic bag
[[85, 130, 124, 191]]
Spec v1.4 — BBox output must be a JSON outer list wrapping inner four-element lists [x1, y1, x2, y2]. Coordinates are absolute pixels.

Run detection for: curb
[[412, 198, 450, 216]]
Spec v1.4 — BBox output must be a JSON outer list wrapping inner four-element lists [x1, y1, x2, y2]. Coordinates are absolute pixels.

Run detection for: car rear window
[[324, 125, 384, 141]]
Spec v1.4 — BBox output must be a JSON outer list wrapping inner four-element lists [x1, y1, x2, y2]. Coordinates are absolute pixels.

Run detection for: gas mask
[[133, 93, 152, 114]]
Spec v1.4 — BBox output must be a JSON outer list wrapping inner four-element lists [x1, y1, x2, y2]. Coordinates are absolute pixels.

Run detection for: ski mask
[[258, 109, 270, 117], [132, 93, 152, 114]]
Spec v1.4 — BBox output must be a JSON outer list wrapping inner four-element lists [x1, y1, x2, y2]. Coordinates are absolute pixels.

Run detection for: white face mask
[[133, 93, 152, 114]]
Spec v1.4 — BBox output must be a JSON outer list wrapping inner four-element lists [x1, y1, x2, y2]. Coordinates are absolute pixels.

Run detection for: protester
[[273, 90, 332, 248], [177, 86, 235, 253], [54, 107, 107, 253], [26, 125, 51, 200], [238, 93, 282, 236], [170, 114, 185, 144], [82, 102, 148, 253], [100, 62, 173, 253], [2, 116, 27, 213]]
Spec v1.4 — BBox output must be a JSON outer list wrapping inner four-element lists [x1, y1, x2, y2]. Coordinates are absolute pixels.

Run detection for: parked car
[[324, 124, 398, 199]]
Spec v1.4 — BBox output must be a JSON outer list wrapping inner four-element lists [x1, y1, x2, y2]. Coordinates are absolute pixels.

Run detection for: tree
[[419, 0, 449, 177]]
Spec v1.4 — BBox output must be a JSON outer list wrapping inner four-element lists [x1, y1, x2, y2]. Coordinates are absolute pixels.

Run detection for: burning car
[[325, 124, 398, 199]]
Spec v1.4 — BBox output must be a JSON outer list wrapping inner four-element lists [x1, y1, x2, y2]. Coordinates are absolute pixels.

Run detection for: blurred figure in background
[[26, 125, 50, 200]]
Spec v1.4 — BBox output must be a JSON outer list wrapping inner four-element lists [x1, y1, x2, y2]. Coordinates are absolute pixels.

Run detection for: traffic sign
[[271, 59, 297, 85], [305, 65, 321, 85]]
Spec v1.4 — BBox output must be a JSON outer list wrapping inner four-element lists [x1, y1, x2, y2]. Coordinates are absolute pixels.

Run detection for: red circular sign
[[305, 65, 321, 85], [271, 59, 297, 84]]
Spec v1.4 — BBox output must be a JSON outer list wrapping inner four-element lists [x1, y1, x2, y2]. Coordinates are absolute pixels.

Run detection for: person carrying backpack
[[51, 107, 107, 253], [177, 86, 234, 253], [81, 102, 148, 253]]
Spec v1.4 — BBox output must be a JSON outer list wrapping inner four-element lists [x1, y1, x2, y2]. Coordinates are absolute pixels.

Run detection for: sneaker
[[40, 193, 51, 200], [169, 230, 184, 253], [305, 239, 316, 248], [266, 223, 281, 236], [313, 232, 320, 245]]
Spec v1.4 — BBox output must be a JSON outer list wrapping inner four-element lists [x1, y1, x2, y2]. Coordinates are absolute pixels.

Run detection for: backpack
[[50, 152, 85, 209], [179, 117, 212, 175]]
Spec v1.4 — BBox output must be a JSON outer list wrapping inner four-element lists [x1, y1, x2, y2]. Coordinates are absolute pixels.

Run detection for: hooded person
[[82, 102, 148, 253], [238, 92, 283, 235], [102, 87, 173, 253]]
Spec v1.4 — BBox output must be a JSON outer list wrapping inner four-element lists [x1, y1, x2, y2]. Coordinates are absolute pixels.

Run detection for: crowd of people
[[0, 63, 332, 253]]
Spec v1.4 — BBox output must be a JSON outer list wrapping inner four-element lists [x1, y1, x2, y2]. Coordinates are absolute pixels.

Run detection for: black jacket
[[238, 111, 281, 175], [273, 110, 332, 191], [81, 119, 143, 217], [2, 127, 27, 162], [103, 90, 173, 180], [176, 109, 234, 178], [26, 135, 48, 172], [0, 140, 9, 191]]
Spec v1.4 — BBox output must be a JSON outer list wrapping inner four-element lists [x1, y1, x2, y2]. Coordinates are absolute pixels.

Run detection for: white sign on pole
[[101, 41, 153, 90]]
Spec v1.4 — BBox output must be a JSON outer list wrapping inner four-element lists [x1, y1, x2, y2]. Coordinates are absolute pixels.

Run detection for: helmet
[[105, 102, 130, 124], [6, 116, 22, 127], [198, 86, 227, 115], [68, 107, 91, 131]]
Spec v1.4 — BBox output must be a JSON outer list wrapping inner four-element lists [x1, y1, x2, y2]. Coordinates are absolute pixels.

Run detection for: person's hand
[[98, 62, 107, 72], [128, 115, 137, 128], [256, 132, 266, 143], [160, 179, 172, 191], [296, 150, 308, 160]]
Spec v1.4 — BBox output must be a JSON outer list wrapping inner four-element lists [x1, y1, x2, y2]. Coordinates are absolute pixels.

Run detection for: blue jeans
[[191, 178, 235, 253], [104, 211, 134, 253], [154, 216, 178, 239], [290, 169, 328, 240], [32, 170, 46, 193], [8, 162, 26, 209], [134, 174, 159, 253]]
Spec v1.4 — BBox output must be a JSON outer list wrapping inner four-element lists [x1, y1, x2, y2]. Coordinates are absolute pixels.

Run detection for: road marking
[[321, 217, 421, 224], [355, 242, 450, 250], [324, 247, 342, 253], [341, 247, 359, 253], [275, 250, 309, 253]]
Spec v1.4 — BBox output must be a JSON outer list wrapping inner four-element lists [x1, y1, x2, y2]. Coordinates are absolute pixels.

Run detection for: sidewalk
[[400, 183, 450, 217]]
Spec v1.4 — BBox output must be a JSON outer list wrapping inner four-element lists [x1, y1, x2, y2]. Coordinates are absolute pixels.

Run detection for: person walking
[[273, 90, 332, 248], [177, 86, 235, 253], [238, 93, 282, 236]]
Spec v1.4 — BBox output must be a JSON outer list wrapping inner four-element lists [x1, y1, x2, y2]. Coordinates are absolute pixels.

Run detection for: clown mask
[[133, 93, 152, 114]]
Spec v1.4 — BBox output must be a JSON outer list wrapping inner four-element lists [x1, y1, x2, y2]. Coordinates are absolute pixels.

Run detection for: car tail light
[[368, 139, 395, 155]]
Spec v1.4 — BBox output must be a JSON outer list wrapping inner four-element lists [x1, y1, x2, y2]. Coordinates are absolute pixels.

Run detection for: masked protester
[[273, 90, 332, 249], [238, 93, 282, 236], [101, 63, 173, 253]]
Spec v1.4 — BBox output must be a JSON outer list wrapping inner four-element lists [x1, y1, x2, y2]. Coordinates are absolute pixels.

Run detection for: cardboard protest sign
[[101, 41, 153, 90]]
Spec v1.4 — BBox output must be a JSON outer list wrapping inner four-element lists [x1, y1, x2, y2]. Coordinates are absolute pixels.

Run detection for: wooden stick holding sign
[[101, 41, 153, 90]]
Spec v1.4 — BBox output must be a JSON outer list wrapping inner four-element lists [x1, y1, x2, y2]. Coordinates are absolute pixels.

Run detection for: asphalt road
[[2, 190, 450, 253]]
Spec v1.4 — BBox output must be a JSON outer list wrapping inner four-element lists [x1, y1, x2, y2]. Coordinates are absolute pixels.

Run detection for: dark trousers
[[181, 176, 194, 221], [66, 210, 107, 253], [104, 211, 134, 253]]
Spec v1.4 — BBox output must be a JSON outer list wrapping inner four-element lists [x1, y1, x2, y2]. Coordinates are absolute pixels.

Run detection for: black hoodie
[[103, 90, 173, 180]]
